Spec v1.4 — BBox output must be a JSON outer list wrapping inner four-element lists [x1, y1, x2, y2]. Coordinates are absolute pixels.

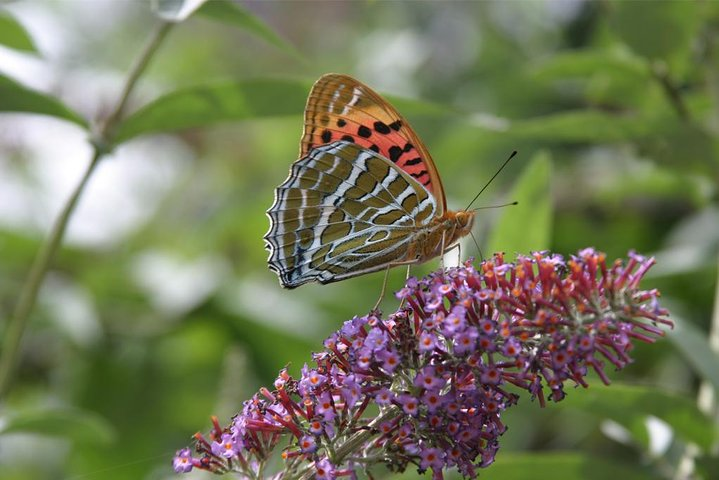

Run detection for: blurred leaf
[[0, 10, 38, 53], [669, 311, 719, 393], [483, 452, 656, 480], [638, 121, 718, 174], [197, 0, 302, 60], [0, 74, 87, 127], [531, 48, 654, 109], [696, 454, 719, 480], [486, 151, 552, 255], [609, 0, 698, 61], [151, 0, 208, 22], [0, 407, 115, 445], [115, 78, 310, 142], [564, 384, 713, 450], [507, 110, 651, 143], [389, 94, 458, 119], [532, 49, 648, 80]]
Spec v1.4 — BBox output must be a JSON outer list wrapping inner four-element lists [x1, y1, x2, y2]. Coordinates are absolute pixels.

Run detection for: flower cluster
[[174, 249, 671, 479]]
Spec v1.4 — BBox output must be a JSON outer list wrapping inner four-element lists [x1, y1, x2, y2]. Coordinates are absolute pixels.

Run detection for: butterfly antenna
[[469, 230, 484, 262], [472, 200, 518, 211], [464, 150, 517, 211]]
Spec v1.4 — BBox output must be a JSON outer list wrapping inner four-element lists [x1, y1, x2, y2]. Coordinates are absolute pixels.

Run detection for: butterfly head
[[436, 210, 476, 251], [452, 210, 476, 236]]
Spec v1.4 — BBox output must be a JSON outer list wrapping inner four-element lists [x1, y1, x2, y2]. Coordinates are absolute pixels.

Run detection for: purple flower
[[300, 366, 327, 393], [375, 387, 394, 406], [422, 390, 446, 413], [341, 375, 361, 407], [414, 366, 441, 391], [377, 348, 401, 373], [420, 446, 445, 471], [365, 327, 388, 351], [174, 250, 671, 480], [315, 458, 335, 480], [418, 331, 437, 352], [398, 394, 420, 416], [308, 418, 324, 435], [299, 435, 317, 453], [172, 448, 193, 473], [356, 347, 373, 369], [443, 306, 467, 334], [211, 433, 238, 459], [453, 326, 479, 354]]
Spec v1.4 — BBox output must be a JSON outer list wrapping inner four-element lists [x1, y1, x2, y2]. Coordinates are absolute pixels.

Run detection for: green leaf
[[115, 78, 311, 143], [196, 0, 302, 60], [507, 110, 652, 143], [0, 74, 87, 127], [486, 151, 552, 256], [532, 49, 648, 81], [609, 0, 699, 61], [0, 10, 38, 53], [669, 311, 719, 393], [531, 50, 654, 110], [564, 384, 714, 451], [151, 0, 208, 22], [0, 407, 115, 445], [484, 452, 656, 480]]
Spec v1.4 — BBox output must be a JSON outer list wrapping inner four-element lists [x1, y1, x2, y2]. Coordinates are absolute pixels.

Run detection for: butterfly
[[264, 74, 475, 288]]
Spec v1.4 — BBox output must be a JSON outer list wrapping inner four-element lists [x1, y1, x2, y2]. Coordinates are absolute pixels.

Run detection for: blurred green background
[[0, 0, 717, 479]]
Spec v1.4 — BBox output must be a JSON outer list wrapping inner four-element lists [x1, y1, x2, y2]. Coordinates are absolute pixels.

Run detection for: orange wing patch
[[301, 74, 446, 213]]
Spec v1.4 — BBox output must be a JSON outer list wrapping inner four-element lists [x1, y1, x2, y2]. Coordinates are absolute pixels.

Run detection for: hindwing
[[265, 141, 437, 287]]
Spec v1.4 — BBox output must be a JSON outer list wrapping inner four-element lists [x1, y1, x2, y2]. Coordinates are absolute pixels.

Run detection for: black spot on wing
[[388, 146, 402, 162], [341, 135, 354, 142], [404, 157, 422, 166], [369, 144, 380, 153], [321, 130, 332, 143], [358, 125, 372, 138], [374, 121, 391, 134], [389, 120, 402, 131], [337, 118, 347, 127]]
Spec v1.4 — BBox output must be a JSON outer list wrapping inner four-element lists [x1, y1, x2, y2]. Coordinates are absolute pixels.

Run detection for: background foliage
[[0, 1, 717, 479]]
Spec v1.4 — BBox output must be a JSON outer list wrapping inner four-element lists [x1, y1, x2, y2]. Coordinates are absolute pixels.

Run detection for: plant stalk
[[0, 20, 174, 400]]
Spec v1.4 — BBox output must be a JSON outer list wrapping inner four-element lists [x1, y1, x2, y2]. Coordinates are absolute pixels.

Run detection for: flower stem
[[0, 20, 174, 400], [294, 408, 399, 480]]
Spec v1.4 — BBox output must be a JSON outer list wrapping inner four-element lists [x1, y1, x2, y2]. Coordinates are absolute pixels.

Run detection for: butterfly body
[[409, 210, 475, 264], [265, 74, 474, 288]]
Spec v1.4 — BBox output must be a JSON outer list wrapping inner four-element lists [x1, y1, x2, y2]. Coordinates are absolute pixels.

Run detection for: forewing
[[265, 141, 437, 287], [301, 73, 446, 213]]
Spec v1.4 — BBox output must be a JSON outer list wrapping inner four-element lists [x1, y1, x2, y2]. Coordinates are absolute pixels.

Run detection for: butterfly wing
[[301, 74, 447, 214], [265, 141, 437, 287]]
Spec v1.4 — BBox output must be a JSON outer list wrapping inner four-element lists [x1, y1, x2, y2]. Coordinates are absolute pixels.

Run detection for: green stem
[[650, 60, 690, 121], [292, 408, 400, 480], [0, 20, 174, 400]]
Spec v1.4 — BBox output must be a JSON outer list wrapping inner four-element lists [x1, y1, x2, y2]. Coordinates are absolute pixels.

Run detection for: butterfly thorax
[[411, 210, 476, 263]]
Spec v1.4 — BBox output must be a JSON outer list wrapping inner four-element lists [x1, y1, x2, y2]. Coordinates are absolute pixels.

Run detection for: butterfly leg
[[372, 265, 392, 312], [397, 264, 412, 309], [440, 231, 447, 271], [442, 242, 462, 267]]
